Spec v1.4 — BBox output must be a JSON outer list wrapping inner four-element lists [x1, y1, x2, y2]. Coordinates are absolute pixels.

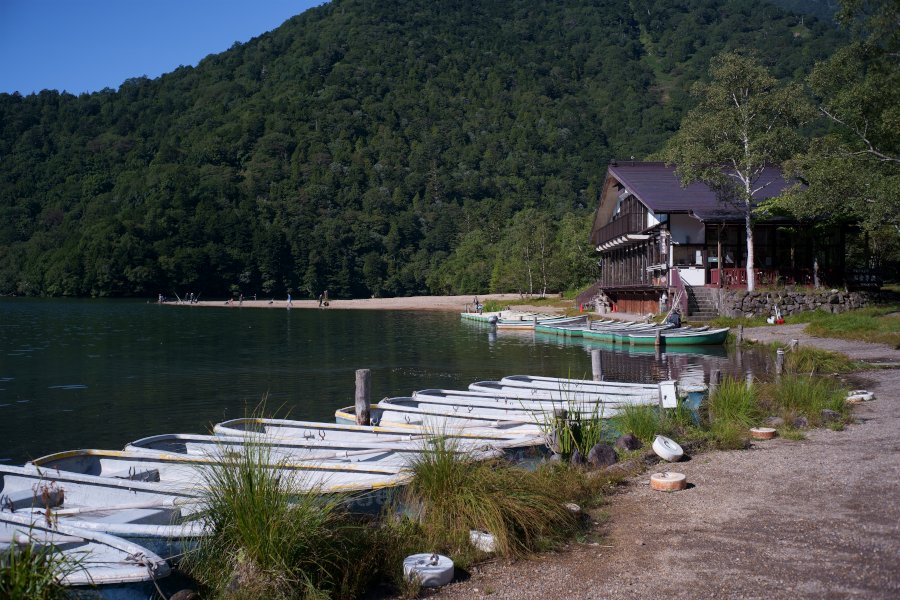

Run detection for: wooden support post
[[657, 382, 666, 414], [789, 339, 799, 351], [709, 369, 721, 399], [736, 324, 743, 346], [591, 349, 603, 381], [655, 328, 662, 349], [775, 348, 785, 378], [355, 369, 371, 426]]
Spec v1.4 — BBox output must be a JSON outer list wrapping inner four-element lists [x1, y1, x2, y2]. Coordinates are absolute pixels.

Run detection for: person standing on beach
[[318, 293, 323, 307], [287, 294, 292, 307], [254, 294, 257, 301], [239, 294, 244, 306]]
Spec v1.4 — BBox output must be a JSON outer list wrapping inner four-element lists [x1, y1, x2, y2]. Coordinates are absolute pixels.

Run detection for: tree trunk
[[744, 184, 755, 290]]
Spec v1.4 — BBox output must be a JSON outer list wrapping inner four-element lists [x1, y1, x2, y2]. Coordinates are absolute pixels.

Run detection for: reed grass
[[0, 529, 86, 600], [401, 434, 578, 560], [185, 437, 377, 600], [784, 346, 855, 374], [707, 377, 760, 428], [610, 404, 663, 444], [760, 375, 848, 426]]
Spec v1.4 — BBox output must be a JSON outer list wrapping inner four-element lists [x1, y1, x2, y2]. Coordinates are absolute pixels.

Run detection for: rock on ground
[[587, 443, 617, 467]]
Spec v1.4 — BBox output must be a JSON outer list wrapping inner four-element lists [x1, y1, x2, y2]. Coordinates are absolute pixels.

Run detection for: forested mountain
[[0, 0, 847, 298], [766, 0, 839, 22]]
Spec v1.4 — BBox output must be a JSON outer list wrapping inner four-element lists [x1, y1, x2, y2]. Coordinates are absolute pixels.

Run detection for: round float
[[847, 390, 874, 403], [403, 553, 454, 587], [750, 427, 777, 439], [652, 435, 684, 462], [650, 472, 687, 491]]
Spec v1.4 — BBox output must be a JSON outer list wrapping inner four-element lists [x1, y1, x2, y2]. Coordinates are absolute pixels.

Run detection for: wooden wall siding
[[609, 291, 660, 315]]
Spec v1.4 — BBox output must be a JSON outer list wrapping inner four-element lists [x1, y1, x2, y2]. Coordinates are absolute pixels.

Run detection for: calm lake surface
[[0, 298, 771, 464]]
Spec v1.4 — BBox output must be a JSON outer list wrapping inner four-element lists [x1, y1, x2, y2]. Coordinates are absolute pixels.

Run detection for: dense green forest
[[0, 0, 848, 298], [766, 0, 840, 21]]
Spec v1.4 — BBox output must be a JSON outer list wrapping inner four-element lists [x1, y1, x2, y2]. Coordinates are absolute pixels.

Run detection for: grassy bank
[[709, 304, 900, 347], [612, 370, 853, 451], [184, 434, 613, 600]]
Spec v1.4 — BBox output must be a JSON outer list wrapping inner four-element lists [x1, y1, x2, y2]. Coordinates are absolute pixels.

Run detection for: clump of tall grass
[[401, 434, 578, 561], [544, 402, 607, 460], [760, 375, 848, 426], [707, 377, 760, 428], [0, 529, 87, 600], [784, 346, 854, 374], [185, 438, 375, 600], [610, 404, 665, 445]]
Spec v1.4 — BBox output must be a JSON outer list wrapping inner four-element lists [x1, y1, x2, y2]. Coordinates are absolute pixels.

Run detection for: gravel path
[[418, 369, 900, 600], [744, 324, 900, 364]]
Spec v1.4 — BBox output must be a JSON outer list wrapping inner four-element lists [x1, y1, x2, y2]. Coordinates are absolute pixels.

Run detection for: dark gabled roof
[[606, 161, 792, 221]]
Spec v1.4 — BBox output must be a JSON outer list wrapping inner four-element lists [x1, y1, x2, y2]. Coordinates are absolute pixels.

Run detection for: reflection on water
[[2, 299, 772, 465]]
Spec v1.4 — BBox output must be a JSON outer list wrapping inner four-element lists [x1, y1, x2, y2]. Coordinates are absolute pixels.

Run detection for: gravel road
[[416, 369, 900, 600]]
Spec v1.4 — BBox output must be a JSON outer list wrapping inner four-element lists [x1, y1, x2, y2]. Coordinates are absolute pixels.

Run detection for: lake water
[[0, 298, 771, 464]]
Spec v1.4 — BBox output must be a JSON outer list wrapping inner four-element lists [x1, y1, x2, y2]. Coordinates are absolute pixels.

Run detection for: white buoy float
[[403, 553, 454, 587], [469, 530, 497, 553], [652, 435, 683, 462]]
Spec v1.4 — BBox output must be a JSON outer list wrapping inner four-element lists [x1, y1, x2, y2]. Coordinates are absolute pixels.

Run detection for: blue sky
[[0, 0, 322, 95]]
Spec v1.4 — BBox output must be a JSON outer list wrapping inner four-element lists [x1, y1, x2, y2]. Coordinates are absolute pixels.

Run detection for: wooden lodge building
[[586, 160, 870, 317]]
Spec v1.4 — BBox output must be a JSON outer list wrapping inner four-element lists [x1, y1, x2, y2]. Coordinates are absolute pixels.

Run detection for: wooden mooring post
[[775, 348, 785, 379], [591, 349, 603, 381], [709, 369, 721, 399], [736, 324, 743, 346], [355, 369, 371, 426], [655, 329, 662, 350]]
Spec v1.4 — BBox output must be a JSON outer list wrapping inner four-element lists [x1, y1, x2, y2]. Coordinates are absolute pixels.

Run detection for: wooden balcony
[[593, 212, 647, 247]]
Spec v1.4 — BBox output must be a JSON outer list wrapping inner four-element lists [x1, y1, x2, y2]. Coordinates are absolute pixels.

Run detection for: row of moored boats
[[2, 374, 682, 598], [464, 311, 729, 345]]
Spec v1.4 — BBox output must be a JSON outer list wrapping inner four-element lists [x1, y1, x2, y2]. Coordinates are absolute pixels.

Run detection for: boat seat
[[0, 488, 64, 511], [93, 507, 179, 526], [105, 467, 160, 482]]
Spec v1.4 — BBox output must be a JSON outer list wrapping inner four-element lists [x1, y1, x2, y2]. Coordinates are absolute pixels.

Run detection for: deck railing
[[710, 268, 880, 288], [592, 212, 646, 246], [711, 268, 815, 287]]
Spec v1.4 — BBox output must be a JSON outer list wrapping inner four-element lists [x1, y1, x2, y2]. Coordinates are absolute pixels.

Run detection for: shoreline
[[163, 293, 566, 312]]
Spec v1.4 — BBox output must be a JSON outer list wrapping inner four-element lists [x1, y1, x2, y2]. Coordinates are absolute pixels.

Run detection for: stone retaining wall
[[719, 289, 871, 319]]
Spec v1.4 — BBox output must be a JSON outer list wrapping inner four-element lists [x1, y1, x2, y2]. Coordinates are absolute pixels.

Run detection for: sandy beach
[[166, 293, 566, 312]]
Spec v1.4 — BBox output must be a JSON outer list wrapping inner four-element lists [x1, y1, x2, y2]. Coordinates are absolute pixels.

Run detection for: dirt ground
[[410, 368, 899, 600]]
